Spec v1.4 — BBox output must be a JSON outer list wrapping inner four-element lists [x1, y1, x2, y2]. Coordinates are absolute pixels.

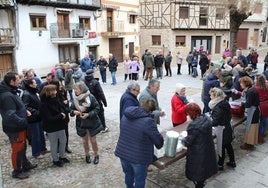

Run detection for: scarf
[[176, 93, 189, 104], [73, 90, 91, 112], [208, 97, 224, 110]]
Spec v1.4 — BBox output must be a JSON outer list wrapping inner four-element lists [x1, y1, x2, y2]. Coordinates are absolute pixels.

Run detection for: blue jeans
[[100, 70, 106, 83], [203, 98, 211, 114], [259, 116, 268, 136], [120, 158, 148, 188], [28, 121, 46, 157], [110, 71, 117, 84], [156, 67, 163, 79]]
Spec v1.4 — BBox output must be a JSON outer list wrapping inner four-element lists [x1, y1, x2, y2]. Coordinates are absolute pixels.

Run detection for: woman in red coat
[[254, 74, 268, 143], [171, 83, 188, 127]]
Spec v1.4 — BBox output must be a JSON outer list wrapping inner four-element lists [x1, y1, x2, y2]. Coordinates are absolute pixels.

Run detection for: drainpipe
[[13, 0, 19, 72]]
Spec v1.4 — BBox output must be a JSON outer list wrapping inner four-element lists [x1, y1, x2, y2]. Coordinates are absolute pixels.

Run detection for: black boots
[[93, 156, 99, 165], [86, 156, 91, 164], [85, 155, 99, 164], [226, 161, 236, 168], [12, 170, 29, 179]]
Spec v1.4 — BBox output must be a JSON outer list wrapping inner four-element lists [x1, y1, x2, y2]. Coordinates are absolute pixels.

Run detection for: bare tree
[[225, 0, 260, 56]]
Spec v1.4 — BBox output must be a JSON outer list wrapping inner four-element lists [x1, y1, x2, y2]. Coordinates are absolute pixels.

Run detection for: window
[[254, 3, 262, 14], [79, 17, 90, 30], [216, 8, 224, 19], [129, 15, 137, 24], [175, 36, 186, 47], [179, 7, 189, 19], [152, 35, 161, 46], [30, 15, 46, 29], [199, 7, 208, 26], [59, 44, 79, 63]]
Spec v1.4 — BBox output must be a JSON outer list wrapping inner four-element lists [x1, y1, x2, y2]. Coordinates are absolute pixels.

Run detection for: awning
[[55, 8, 73, 13], [0, 0, 14, 7], [128, 11, 139, 16]]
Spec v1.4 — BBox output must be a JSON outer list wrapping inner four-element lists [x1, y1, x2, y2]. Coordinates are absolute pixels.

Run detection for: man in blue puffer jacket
[[115, 99, 164, 188]]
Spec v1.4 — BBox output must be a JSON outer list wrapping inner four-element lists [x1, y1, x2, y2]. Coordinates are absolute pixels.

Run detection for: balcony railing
[[0, 28, 15, 46], [50, 23, 88, 39], [16, 0, 101, 9], [43, 0, 100, 6], [99, 19, 125, 32]]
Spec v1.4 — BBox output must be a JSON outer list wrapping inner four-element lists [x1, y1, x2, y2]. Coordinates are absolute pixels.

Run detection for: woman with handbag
[[70, 81, 103, 164], [209, 87, 236, 171]]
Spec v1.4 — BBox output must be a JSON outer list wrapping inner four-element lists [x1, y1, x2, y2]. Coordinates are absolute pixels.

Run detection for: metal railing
[[0, 28, 15, 45], [99, 20, 125, 32], [31, 0, 101, 7], [50, 23, 87, 39]]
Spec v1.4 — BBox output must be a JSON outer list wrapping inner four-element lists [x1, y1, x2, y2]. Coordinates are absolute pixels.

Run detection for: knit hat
[[86, 69, 94, 75], [175, 83, 185, 93]]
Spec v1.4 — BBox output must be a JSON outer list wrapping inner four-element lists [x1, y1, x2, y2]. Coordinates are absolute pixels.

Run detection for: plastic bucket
[[165, 131, 179, 157]]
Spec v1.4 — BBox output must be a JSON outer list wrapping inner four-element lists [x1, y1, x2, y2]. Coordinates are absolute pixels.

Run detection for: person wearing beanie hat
[[84, 69, 109, 133], [171, 83, 189, 127]]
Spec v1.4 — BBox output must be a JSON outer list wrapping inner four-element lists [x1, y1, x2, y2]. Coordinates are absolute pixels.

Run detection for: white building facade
[[1, 0, 101, 77], [95, 0, 140, 62]]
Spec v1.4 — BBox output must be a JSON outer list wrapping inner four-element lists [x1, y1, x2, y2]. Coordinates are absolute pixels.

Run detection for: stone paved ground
[[1, 47, 268, 188]]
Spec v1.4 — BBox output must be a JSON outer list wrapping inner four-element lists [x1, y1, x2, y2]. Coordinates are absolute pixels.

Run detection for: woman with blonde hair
[[70, 81, 103, 164], [209, 87, 236, 170]]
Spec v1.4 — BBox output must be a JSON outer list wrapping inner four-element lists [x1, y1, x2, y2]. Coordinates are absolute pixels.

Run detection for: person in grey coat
[[139, 79, 165, 125]]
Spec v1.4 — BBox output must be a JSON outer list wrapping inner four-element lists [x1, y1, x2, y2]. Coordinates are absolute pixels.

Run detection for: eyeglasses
[[132, 89, 140, 93]]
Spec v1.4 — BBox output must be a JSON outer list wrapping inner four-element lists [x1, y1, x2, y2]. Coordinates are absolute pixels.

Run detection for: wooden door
[[253, 29, 259, 47], [129, 42, 134, 58], [109, 38, 123, 62], [57, 13, 70, 38], [215, 36, 221, 54], [237, 29, 248, 49], [0, 54, 14, 80]]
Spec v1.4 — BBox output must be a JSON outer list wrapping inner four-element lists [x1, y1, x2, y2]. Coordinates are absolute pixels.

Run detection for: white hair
[[175, 83, 185, 93]]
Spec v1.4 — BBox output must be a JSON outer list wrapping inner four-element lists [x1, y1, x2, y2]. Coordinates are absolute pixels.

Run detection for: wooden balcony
[[0, 28, 15, 47]]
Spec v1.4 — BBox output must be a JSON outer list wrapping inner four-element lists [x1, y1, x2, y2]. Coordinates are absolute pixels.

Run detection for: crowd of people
[[0, 47, 268, 188], [0, 51, 114, 179]]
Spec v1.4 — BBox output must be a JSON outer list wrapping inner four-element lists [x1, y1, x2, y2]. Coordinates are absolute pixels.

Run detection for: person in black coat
[[40, 84, 70, 167], [115, 99, 164, 188], [84, 69, 108, 133], [0, 72, 37, 179], [70, 81, 103, 164], [51, 80, 72, 153], [181, 103, 217, 188], [199, 52, 209, 79], [209, 88, 236, 171], [21, 78, 47, 158], [239, 76, 260, 150], [108, 53, 118, 85]]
